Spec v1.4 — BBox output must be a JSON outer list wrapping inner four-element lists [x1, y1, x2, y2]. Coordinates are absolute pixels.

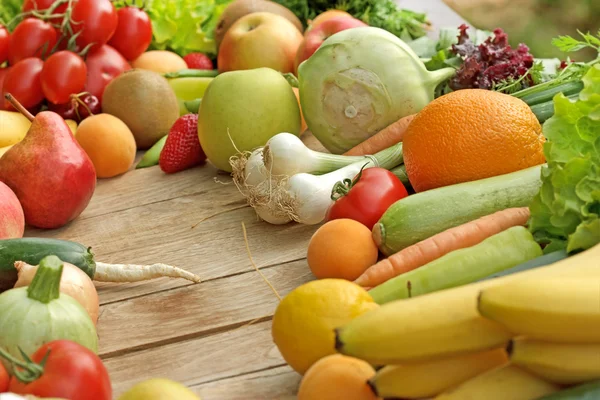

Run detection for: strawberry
[[183, 53, 214, 70], [159, 114, 206, 174]]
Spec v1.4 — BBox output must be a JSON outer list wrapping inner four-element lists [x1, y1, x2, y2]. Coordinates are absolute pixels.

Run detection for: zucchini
[[538, 381, 600, 400], [0, 238, 96, 290], [374, 165, 544, 256], [369, 226, 543, 304], [520, 81, 584, 106], [478, 249, 568, 281]]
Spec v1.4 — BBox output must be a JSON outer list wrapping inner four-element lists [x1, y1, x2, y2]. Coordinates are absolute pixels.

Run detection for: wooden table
[[24, 2, 467, 398]]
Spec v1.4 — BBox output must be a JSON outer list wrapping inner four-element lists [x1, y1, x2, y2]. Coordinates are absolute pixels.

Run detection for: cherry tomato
[[0, 26, 9, 64], [0, 359, 8, 392], [8, 18, 57, 65], [22, 0, 69, 25], [41, 51, 87, 104], [9, 340, 112, 400], [0, 68, 10, 111], [107, 6, 152, 61], [326, 167, 409, 230], [2, 58, 45, 111], [85, 44, 130, 102], [48, 92, 101, 122], [71, 0, 118, 52]]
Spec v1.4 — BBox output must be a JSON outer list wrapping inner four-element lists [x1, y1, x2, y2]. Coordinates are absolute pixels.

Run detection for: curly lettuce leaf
[[145, 0, 233, 58], [0, 0, 22, 28], [529, 63, 600, 254]]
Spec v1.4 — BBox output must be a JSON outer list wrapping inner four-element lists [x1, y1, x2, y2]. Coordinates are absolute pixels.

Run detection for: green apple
[[198, 67, 301, 172], [167, 77, 214, 115]]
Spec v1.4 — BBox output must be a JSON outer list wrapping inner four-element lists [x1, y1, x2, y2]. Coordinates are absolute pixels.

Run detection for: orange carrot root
[[355, 207, 531, 288], [344, 114, 415, 156]]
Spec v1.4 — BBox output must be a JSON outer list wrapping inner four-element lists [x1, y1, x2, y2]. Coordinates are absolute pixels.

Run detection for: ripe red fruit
[[159, 114, 206, 174], [47, 93, 101, 122], [108, 6, 153, 61], [41, 51, 88, 104], [183, 53, 214, 70]]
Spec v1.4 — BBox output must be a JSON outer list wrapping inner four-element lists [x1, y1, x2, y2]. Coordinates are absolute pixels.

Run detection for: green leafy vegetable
[[0, 0, 22, 28], [272, 0, 429, 41], [528, 63, 600, 254], [552, 30, 600, 53], [140, 0, 233, 58]]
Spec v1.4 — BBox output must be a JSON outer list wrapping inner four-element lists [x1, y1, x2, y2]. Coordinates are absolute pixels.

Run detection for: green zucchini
[[478, 249, 568, 282], [0, 238, 96, 290], [369, 226, 543, 304], [538, 380, 600, 399], [374, 165, 544, 256]]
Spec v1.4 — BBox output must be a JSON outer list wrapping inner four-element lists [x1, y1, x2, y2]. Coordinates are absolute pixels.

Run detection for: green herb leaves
[[528, 64, 600, 254], [552, 30, 600, 53]]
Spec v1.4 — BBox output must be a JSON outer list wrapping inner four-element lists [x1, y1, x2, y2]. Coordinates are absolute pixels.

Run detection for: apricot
[[298, 354, 380, 400], [76, 114, 137, 178], [131, 50, 188, 74]]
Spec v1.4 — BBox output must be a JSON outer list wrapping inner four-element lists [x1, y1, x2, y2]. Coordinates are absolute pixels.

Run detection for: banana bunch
[[335, 243, 600, 399]]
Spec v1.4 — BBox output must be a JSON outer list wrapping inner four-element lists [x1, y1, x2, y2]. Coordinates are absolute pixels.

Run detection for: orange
[[307, 219, 378, 281], [402, 89, 546, 192], [76, 114, 137, 178]]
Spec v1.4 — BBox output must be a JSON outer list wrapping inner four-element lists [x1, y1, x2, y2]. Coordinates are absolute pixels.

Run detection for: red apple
[[295, 16, 368, 74], [306, 10, 354, 33], [218, 12, 303, 74], [0, 181, 25, 239]]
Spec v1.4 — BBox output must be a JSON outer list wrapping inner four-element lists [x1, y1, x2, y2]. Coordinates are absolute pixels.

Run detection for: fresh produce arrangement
[[0, 0, 598, 398]]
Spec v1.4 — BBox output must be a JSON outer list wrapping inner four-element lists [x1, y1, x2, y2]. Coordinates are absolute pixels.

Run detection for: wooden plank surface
[[20, 2, 467, 398]]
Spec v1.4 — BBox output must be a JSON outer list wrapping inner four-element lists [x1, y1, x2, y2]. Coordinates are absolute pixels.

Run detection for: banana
[[336, 244, 600, 364], [0, 111, 31, 147], [434, 364, 561, 400], [478, 277, 600, 343], [509, 338, 600, 385], [369, 347, 508, 398]]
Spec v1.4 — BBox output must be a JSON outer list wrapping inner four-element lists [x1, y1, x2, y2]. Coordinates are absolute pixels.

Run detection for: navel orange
[[402, 89, 546, 192]]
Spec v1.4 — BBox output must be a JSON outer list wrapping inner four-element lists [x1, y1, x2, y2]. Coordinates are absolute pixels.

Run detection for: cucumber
[[478, 249, 568, 281], [538, 380, 600, 399], [374, 165, 544, 256], [0, 238, 96, 290], [369, 226, 543, 304]]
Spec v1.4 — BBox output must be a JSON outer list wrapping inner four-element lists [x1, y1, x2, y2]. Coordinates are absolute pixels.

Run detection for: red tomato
[[8, 18, 57, 65], [0, 26, 9, 64], [107, 6, 153, 61], [71, 0, 118, 52], [22, 0, 69, 25], [326, 167, 409, 230], [0, 360, 8, 392], [41, 51, 87, 104], [2, 58, 45, 110], [85, 44, 131, 102], [9, 340, 111, 400]]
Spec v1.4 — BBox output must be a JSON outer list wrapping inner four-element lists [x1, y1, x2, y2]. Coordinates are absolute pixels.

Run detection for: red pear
[[0, 94, 97, 229]]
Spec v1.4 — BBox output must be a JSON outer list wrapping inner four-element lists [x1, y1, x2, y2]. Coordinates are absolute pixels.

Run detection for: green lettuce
[[143, 0, 233, 58], [528, 63, 600, 254], [0, 0, 23, 28]]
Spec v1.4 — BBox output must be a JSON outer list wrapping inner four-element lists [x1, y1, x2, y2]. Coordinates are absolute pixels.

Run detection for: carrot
[[344, 114, 416, 156], [354, 207, 531, 288]]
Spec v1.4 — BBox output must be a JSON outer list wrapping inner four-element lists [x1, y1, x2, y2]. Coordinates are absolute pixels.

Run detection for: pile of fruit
[[0, 0, 599, 398]]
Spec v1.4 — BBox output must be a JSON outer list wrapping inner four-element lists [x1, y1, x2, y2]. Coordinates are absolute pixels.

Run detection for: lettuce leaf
[[144, 0, 233, 58], [0, 0, 23, 28], [528, 63, 600, 254]]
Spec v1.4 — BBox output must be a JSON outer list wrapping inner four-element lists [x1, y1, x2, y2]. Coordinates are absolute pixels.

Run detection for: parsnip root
[[94, 262, 202, 283]]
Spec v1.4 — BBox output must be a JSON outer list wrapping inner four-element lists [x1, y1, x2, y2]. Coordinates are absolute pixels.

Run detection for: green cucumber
[[369, 226, 543, 304], [0, 238, 96, 291], [538, 380, 600, 399], [478, 249, 568, 281], [374, 165, 544, 256]]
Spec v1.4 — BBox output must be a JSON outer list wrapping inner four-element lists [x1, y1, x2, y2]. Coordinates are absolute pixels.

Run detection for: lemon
[[272, 279, 378, 375], [117, 378, 200, 400]]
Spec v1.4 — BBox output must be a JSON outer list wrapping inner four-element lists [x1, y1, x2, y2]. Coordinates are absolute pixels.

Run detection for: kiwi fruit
[[101, 69, 180, 150], [215, 0, 304, 49]]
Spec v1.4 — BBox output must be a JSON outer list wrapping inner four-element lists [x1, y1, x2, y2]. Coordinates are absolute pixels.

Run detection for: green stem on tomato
[[0, 346, 46, 383], [26, 255, 64, 304], [164, 69, 219, 79]]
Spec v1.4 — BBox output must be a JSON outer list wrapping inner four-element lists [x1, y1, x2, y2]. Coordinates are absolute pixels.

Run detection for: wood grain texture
[[193, 366, 300, 400], [104, 321, 295, 397], [97, 260, 313, 357]]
